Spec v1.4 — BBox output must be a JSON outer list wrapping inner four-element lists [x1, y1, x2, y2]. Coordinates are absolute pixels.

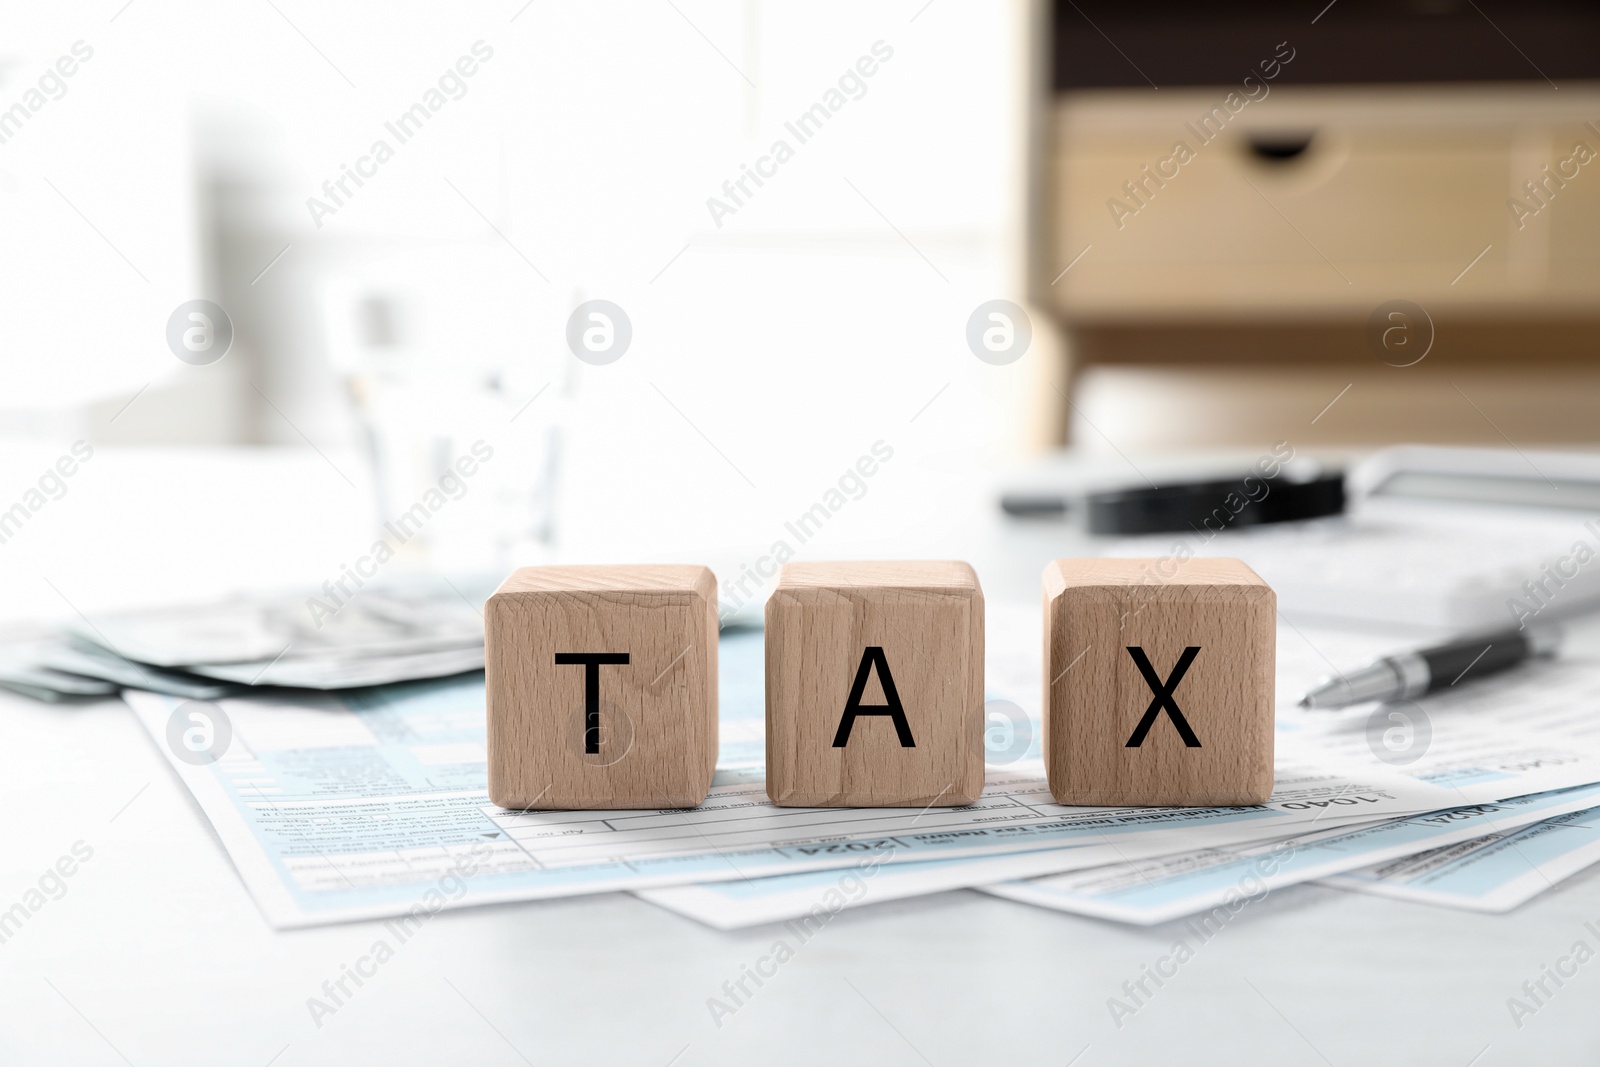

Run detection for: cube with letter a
[[485, 565, 717, 810], [1042, 557, 1274, 807], [765, 561, 984, 807]]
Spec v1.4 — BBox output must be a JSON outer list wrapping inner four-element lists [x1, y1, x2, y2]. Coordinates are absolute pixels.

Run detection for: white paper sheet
[[631, 825, 1355, 929], [1321, 803, 1600, 912], [125, 613, 1463, 928], [637, 615, 1600, 929], [980, 783, 1600, 925], [127, 611, 1600, 929], [127, 671, 1451, 928]]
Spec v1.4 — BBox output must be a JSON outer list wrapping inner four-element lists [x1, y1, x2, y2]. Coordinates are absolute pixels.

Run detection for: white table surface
[[3, 448, 1599, 1066]]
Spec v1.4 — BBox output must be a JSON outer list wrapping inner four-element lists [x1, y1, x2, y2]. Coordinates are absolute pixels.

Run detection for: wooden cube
[[1043, 557, 1274, 807], [485, 565, 717, 810], [765, 561, 984, 807]]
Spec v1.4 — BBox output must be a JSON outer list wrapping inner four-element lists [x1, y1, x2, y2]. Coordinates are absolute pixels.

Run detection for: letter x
[[1124, 646, 1202, 748]]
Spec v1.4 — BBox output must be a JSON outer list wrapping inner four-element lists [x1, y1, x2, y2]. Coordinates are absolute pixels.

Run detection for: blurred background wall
[[0, 1, 1043, 585], [3, 0, 1598, 617]]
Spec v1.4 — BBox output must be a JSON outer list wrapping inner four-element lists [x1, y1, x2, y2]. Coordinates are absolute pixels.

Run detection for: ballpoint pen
[[1298, 625, 1562, 710]]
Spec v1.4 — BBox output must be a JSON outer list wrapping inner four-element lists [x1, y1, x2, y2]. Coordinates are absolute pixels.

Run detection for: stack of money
[[0, 577, 496, 700]]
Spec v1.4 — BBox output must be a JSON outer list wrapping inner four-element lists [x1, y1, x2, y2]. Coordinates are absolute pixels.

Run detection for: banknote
[[74, 578, 491, 668]]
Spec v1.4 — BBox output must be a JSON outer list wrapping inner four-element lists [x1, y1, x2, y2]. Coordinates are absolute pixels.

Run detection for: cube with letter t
[[765, 561, 984, 807], [485, 565, 717, 810], [1043, 557, 1274, 807]]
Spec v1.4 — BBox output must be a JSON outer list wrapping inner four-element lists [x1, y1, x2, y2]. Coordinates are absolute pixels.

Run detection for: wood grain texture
[[485, 565, 717, 810], [1043, 557, 1274, 807], [765, 561, 984, 808], [1044, 89, 1600, 320]]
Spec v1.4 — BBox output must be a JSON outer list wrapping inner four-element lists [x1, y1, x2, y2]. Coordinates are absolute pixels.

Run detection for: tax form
[[1321, 803, 1600, 913], [126, 613, 1600, 929], [635, 784, 1600, 930], [637, 617, 1600, 929], [1286, 656, 1600, 805], [125, 624, 1456, 929], [980, 783, 1600, 925]]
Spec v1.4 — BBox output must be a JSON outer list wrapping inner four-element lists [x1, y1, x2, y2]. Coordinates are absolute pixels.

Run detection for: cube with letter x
[[765, 561, 984, 807], [485, 565, 717, 810], [1042, 557, 1274, 806]]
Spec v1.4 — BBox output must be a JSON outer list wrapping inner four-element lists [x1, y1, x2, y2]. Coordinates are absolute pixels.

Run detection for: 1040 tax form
[[124, 625, 1600, 928], [123, 689, 1449, 926]]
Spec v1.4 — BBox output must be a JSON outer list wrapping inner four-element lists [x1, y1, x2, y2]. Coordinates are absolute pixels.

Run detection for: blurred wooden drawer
[[1041, 85, 1600, 322]]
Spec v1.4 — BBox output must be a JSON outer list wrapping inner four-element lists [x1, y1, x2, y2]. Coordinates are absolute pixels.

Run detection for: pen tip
[[1296, 696, 1311, 709]]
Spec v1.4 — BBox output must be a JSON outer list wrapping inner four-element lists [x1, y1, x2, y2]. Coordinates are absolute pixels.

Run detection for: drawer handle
[[1247, 132, 1315, 162]]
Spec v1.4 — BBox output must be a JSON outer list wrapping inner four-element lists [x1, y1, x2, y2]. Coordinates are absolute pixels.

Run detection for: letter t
[[555, 653, 629, 753]]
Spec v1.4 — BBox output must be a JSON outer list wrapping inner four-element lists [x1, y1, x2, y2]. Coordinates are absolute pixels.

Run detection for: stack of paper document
[[635, 615, 1600, 928], [120, 603, 1600, 930]]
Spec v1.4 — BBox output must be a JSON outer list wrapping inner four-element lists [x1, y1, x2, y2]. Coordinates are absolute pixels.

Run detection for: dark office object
[[1084, 472, 1345, 535]]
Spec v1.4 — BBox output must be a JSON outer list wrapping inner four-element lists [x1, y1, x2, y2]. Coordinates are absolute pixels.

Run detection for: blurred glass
[[320, 248, 567, 574]]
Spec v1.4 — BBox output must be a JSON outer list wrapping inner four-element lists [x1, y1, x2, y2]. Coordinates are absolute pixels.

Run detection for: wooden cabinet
[[1039, 86, 1600, 322]]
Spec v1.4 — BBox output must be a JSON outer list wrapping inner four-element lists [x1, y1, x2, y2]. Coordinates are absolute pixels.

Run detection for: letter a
[[831, 646, 915, 747]]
